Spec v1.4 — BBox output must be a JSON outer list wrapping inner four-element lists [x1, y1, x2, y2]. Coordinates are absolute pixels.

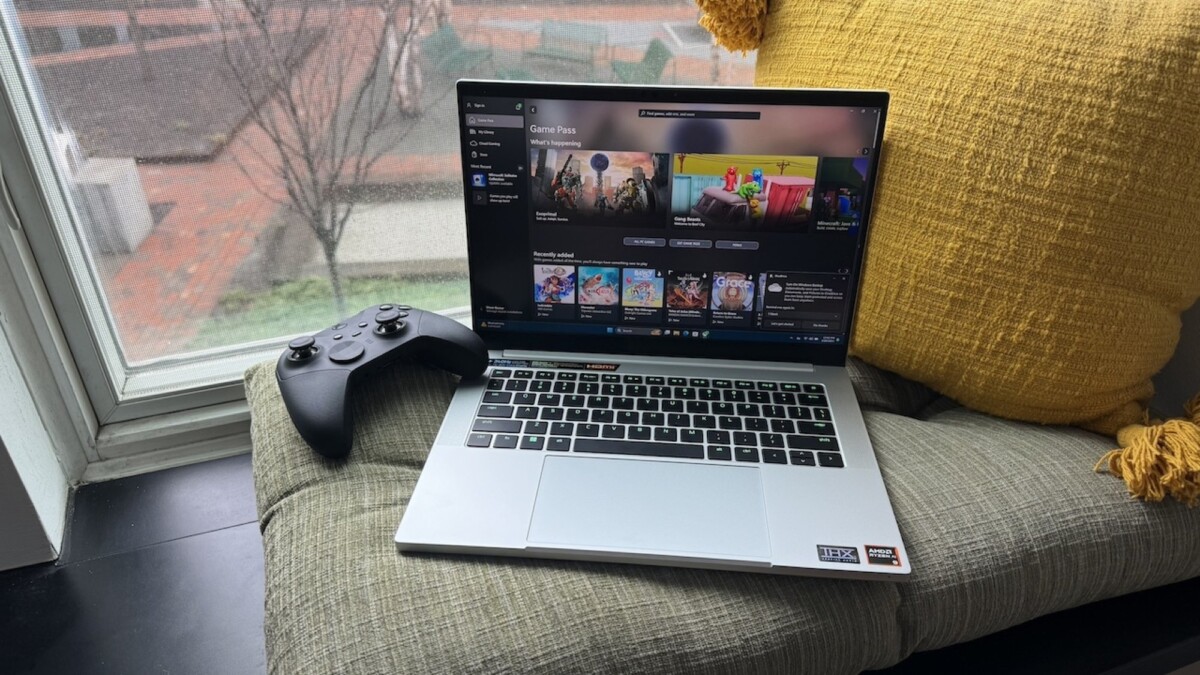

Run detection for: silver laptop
[[396, 80, 908, 579]]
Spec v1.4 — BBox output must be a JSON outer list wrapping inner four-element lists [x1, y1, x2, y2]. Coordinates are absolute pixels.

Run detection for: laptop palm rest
[[527, 456, 772, 560]]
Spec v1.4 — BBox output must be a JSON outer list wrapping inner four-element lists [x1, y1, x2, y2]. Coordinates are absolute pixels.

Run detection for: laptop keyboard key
[[799, 422, 836, 436], [626, 385, 647, 397], [540, 407, 564, 421], [573, 439, 703, 460], [602, 374, 621, 383], [514, 370, 533, 379], [733, 431, 756, 446], [587, 396, 610, 408], [602, 424, 625, 439], [547, 437, 571, 452], [491, 369, 512, 378], [602, 384, 622, 396], [680, 429, 704, 444], [801, 394, 829, 406], [686, 401, 709, 414], [473, 419, 521, 433], [700, 389, 721, 401], [708, 446, 732, 461], [623, 375, 644, 384], [745, 418, 768, 432], [757, 382, 777, 391], [707, 430, 731, 444], [530, 380, 553, 393], [749, 391, 771, 404], [524, 421, 549, 435], [773, 392, 796, 405], [553, 381, 575, 393], [719, 416, 742, 430], [723, 389, 747, 402], [550, 422, 574, 436], [504, 379, 528, 392], [636, 398, 659, 411], [760, 433, 785, 448], [613, 397, 636, 410], [642, 412, 665, 426], [592, 410, 615, 423], [494, 434, 519, 449], [788, 406, 812, 420], [736, 403, 759, 416], [513, 393, 537, 406], [770, 419, 796, 434], [520, 436, 545, 451], [566, 408, 589, 422], [662, 400, 684, 413], [735, 380, 755, 389], [787, 435, 840, 451], [818, 452, 845, 468], [557, 372, 577, 381], [576, 423, 600, 438], [789, 450, 816, 466], [628, 426, 653, 440], [563, 395, 586, 408], [693, 415, 716, 429], [668, 413, 690, 427], [762, 405, 786, 418], [537, 394, 561, 406], [713, 379, 733, 388], [478, 405, 514, 418], [486, 379, 505, 391], [668, 377, 687, 386], [654, 427, 678, 442], [803, 384, 825, 394], [516, 406, 539, 419], [814, 408, 832, 421], [763, 448, 787, 464], [735, 447, 760, 462], [467, 433, 492, 447], [617, 411, 639, 425]]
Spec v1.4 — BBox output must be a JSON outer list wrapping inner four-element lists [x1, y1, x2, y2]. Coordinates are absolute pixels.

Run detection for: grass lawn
[[192, 275, 469, 348]]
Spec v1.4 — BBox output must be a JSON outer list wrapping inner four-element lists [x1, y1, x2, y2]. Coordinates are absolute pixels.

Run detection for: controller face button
[[395, 305, 412, 311], [333, 322, 348, 330], [328, 341, 366, 363], [352, 331, 362, 337], [358, 322, 368, 328], [379, 304, 394, 311]]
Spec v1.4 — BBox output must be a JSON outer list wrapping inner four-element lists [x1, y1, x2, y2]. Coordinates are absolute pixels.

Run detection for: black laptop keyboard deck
[[466, 369, 844, 468]]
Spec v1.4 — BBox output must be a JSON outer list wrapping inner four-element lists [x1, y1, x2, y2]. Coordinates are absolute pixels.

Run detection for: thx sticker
[[865, 545, 902, 566], [816, 545, 860, 564]]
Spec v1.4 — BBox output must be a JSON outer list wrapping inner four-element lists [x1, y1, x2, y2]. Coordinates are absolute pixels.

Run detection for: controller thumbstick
[[374, 309, 406, 335], [288, 336, 318, 359]]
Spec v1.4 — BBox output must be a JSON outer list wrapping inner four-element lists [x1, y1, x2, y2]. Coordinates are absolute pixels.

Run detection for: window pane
[[4, 0, 754, 374]]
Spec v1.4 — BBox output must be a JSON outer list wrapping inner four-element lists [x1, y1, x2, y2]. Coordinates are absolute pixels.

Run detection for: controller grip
[[278, 369, 354, 458], [416, 313, 489, 378]]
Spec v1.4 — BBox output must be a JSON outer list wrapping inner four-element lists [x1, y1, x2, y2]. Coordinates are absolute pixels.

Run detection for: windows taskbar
[[477, 319, 844, 345]]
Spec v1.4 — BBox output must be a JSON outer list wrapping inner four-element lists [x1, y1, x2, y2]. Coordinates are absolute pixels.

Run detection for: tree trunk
[[126, 2, 154, 82], [321, 238, 347, 317]]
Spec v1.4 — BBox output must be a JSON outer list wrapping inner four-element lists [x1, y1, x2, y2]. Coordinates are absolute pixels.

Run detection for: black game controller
[[276, 304, 488, 459]]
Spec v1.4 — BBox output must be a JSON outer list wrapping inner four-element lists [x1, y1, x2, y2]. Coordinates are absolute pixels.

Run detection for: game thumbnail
[[711, 271, 756, 312], [530, 149, 670, 228], [671, 154, 818, 232], [578, 266, 620, 305], [533, 265, 576, 304], [666, 271, 710, 310], [621, 268, 664, 308], [812, 157, 870, 231]]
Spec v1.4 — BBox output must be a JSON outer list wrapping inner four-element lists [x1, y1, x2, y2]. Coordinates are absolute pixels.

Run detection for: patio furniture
[[522, 21, 608, 77], [611, 38, 674, 84], [422, 25, 492, 76]]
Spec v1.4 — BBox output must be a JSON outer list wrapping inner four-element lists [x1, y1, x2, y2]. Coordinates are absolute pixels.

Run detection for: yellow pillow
[[700, 0, 1200, 502]]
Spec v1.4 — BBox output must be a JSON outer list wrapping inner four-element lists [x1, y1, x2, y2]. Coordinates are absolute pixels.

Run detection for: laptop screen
[[457, 81, 887, 366]]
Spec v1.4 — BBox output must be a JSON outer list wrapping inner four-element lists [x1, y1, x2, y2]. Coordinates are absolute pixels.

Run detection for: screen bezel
[[457, 80, 889, 368]]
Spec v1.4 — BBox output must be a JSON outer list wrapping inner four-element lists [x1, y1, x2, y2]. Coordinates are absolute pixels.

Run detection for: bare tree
[[216, 0, 442, 314]]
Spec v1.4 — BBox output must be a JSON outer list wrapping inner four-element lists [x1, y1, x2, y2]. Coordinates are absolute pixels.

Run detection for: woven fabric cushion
[[245, 361, 1200, 673], [756, 0, 1200, 434]]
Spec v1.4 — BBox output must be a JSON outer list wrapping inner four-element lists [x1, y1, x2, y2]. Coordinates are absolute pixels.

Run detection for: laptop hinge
[[499, 350, 815, 373]]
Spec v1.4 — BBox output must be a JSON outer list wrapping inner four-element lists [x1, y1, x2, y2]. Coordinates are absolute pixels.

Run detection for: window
[[0, 0, 753, 432]]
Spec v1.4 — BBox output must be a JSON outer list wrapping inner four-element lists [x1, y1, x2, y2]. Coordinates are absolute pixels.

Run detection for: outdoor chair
[[611, 38, 673, 84]]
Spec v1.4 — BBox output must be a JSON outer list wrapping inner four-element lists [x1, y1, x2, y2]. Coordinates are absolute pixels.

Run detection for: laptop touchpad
[[527, 456, 771, 560]]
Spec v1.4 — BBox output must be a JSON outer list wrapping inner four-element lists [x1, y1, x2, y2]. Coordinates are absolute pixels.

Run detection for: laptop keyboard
[[466, 369, 844, 468]]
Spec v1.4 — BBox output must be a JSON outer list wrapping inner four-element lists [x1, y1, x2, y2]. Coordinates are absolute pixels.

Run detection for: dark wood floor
[[0, 453, 1197, 675]]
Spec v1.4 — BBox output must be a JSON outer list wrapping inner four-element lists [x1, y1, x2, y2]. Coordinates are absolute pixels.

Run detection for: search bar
[[638, 110, 760, 120]]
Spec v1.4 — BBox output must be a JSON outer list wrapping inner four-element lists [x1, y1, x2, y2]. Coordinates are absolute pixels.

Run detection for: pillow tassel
[[696, 0, 768, 53], [1096, 394, 1200, 506]]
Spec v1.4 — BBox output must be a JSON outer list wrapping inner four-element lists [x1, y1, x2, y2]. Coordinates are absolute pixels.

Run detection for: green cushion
[[246, 360, 1200, 673]]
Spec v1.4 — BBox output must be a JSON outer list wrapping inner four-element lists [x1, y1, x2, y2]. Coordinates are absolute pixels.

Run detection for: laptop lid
[[457, 81, 888, 367]]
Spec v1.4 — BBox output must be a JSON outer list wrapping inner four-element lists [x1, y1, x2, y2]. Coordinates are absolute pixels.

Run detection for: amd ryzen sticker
[[865, 545, 902, 566], [816, 545, 860, 564]]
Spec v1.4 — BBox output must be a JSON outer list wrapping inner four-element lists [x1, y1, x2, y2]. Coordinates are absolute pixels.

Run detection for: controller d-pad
[[328, 341, 365, 363]]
